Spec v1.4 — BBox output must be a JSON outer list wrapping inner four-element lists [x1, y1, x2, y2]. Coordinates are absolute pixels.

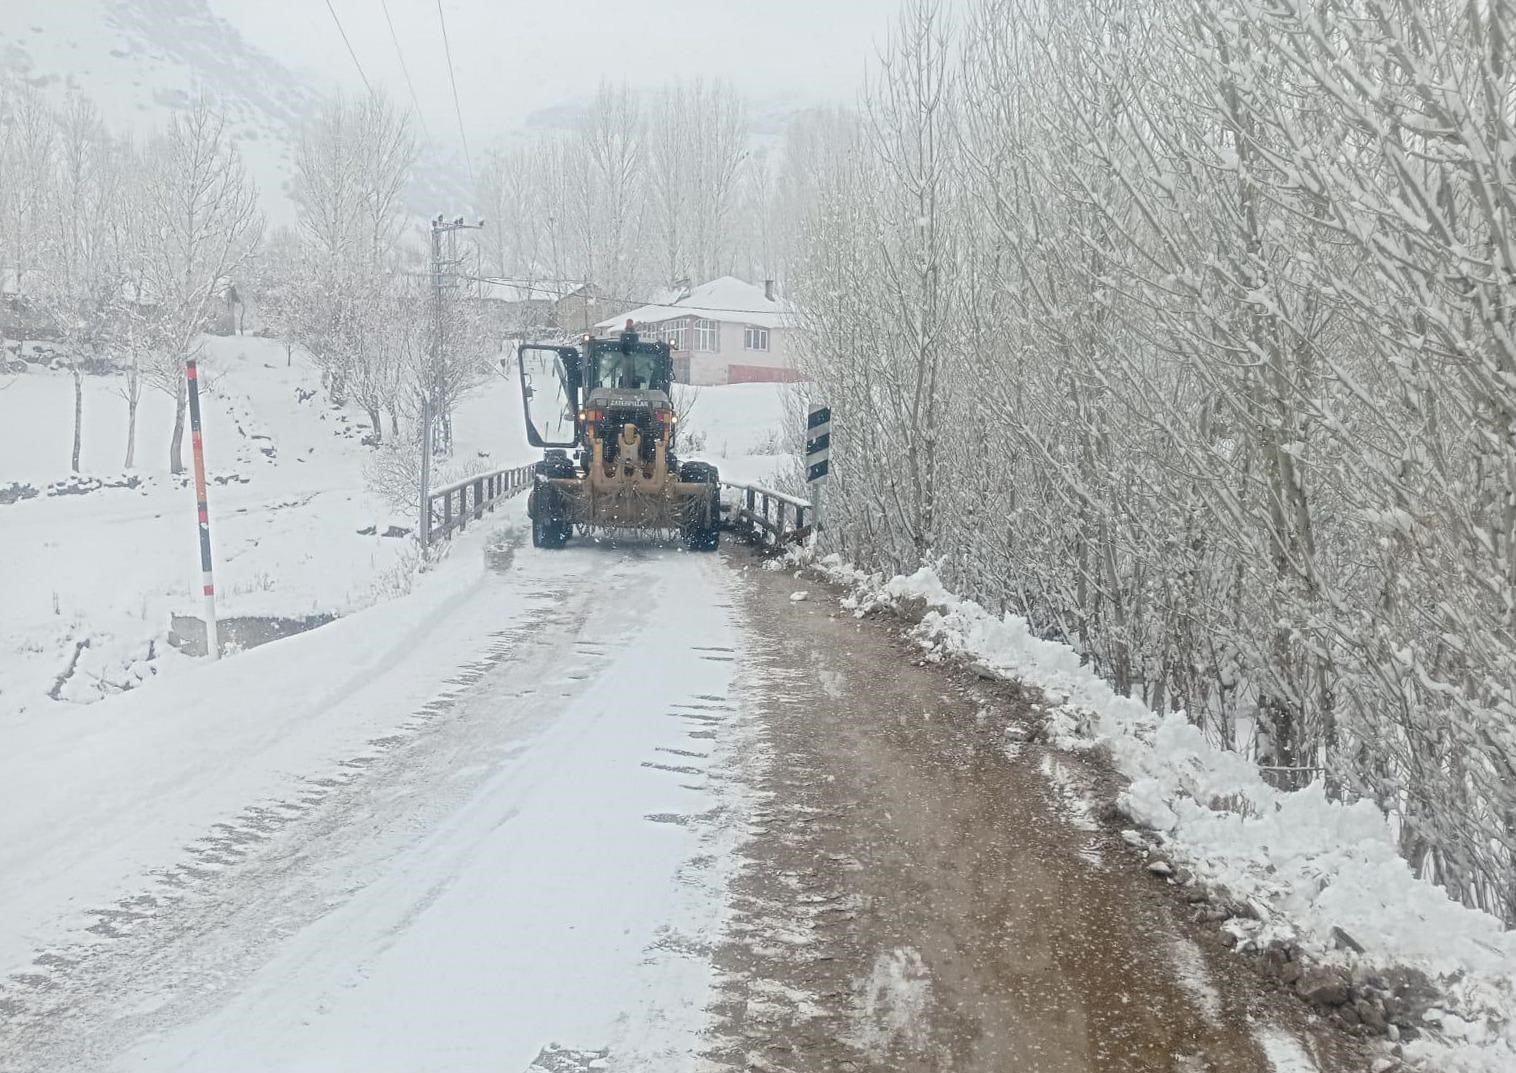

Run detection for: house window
[[744, 325, 770, 351], [664, 318, 687, 350], [694, 318, 719, 352]]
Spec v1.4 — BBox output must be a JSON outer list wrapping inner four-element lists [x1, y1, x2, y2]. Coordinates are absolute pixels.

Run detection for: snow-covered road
[[2, 508, 1376, 1073], [1, 515, 751, 1073]]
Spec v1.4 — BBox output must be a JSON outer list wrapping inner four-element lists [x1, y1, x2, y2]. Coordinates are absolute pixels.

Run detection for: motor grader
[[513, 326, 720, 550]]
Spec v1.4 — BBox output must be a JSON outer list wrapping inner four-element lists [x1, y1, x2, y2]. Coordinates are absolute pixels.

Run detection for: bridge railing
[[720, 481, 813, 547], [426, 464, 536, 546]]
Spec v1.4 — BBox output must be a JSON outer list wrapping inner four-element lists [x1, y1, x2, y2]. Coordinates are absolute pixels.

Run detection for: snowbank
[[812, 556, 1516, 1073]]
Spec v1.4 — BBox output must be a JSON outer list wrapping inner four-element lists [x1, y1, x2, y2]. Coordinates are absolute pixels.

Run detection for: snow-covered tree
[[139, 94, 262, 474], [289, 92, 418, 444]]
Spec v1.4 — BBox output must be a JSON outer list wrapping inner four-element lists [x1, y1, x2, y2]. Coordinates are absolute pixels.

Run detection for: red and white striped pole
[[186, 359, 219, 660]]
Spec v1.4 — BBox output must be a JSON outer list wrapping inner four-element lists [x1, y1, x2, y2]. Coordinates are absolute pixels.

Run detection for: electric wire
[[322, 0, 376, 98], [379, 0, 431, 139], [434, 0, 475, 187]]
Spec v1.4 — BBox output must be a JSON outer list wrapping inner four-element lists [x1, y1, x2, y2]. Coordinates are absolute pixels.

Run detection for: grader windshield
[[588, 342, 671, 393]]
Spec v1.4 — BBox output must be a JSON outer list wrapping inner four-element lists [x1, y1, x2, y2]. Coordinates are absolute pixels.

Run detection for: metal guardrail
[[426, 464, 536, 546], [425, 468, 811, 549], [721, 481, 813, 547]]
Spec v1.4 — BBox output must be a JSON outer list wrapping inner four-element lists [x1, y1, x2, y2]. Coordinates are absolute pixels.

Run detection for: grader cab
[[514, 327, 720, 550]]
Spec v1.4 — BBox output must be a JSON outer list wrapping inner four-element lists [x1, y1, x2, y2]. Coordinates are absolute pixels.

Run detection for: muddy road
[[711, 555, 1371, 1073]]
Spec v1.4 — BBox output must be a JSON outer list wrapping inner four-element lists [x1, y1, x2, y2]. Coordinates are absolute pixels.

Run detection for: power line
[[379, 0, 431, 140], [322, 0, 375, 98], [434, 0, 475, 187]]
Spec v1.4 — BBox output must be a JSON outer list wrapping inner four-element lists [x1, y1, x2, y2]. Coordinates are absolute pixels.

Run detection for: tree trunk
[[125, 388, 139, 469], [169, 376, 187, 475], [366, 404, 382, 445], [71, 362, 84, 473]]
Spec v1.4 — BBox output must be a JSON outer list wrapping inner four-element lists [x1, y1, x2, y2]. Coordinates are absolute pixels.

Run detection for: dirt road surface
[[709, 554, 1372, 1073]]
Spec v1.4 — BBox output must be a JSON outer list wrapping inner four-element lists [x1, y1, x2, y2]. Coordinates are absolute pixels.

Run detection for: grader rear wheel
[[678, 461, 721, 552], [529, 461, 575, 549]]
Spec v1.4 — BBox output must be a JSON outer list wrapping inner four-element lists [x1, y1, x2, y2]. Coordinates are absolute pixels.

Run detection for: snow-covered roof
[[597, 276, 795, 331]]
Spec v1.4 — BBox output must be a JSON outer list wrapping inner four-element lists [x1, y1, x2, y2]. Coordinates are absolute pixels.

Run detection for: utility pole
[[419, 214, 484, 554]]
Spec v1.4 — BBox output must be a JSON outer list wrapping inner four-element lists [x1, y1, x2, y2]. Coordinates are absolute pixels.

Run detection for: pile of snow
[[811, 556, 1516, 1073]]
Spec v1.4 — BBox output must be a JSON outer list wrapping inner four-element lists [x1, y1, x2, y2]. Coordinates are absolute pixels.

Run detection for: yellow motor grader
[[514, 327, 720, 550]]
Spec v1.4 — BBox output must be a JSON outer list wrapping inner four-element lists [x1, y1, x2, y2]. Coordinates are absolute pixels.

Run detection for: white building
[[596, 276, 800, 386]]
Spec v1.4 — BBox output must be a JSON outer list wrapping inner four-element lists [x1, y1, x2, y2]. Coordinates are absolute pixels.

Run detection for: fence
[[425, 464, 536, 546], [427, 468, 811, 549], [721, 481, 813, 547]]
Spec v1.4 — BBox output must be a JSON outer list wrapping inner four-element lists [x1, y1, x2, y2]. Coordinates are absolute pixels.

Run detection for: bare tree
[[289, 92, 418, 444], [139, 95, 262, 474], [34, 94, 125, 473]]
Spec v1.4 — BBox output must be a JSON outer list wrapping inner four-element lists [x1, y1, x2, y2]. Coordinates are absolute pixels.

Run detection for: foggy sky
[[210, 0, 915, 147]]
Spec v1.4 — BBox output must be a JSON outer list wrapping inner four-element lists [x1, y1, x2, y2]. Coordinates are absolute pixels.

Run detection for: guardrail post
[[474, 477, 485, 520], [443, 491, 453, 535]]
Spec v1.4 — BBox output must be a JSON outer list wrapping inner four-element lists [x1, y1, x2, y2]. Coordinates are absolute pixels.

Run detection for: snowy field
[[0, 338, 792, 725], [1, 338, 519, 721]]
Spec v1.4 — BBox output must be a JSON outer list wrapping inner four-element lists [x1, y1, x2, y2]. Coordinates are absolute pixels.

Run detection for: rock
[[1338, 1002, 1360, 1026], [1382, 967, 1439, 1026], [0, 482, 39, 506], [1332, 925, 1366, 954], [1280, 960, 1303, 984], [1147, 860, 1174, 877], [1371, 1060, 1397, 1073], [789, 591, 809, 602], [1120, 829, 1148, 849], [1296, 967, 1351, 1007], [1357, 997, 1388, 1031], [892, 594, 929, 623]]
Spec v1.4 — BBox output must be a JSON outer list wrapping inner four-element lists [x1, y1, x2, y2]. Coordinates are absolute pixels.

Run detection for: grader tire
[[530, 459, 576, 549], [678, 461, 721, 553]]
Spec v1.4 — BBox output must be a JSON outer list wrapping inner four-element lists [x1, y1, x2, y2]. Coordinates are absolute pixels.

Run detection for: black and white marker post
[[806, 403, 831, 534], [186, 359, 219, 660]]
